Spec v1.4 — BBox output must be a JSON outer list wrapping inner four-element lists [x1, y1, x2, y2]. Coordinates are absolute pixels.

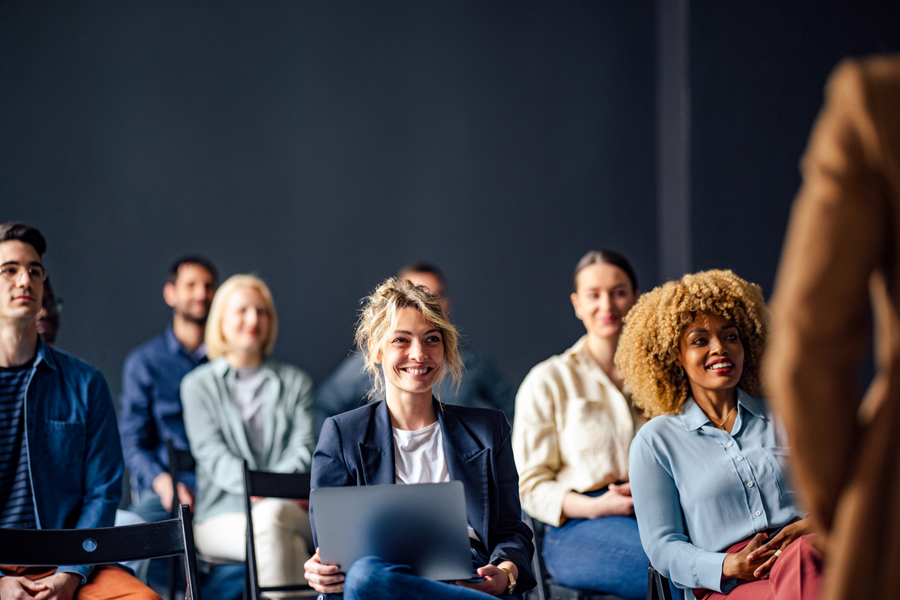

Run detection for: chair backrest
[[242, 461, 311, 600], [167, 440, 196, 482], [521, 513, 547, 600], [0, 504, 202, 600], [244, 467, 311, 500], [166, 439, 197, 519], [647, 565, 674, 600]]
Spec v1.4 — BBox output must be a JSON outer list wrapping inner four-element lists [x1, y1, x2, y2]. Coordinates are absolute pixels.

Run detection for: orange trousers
[[0, 565, 161, 600]]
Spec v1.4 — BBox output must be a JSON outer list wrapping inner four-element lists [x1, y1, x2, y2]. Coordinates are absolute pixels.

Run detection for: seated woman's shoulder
[[266, 360, 313, 385], [632, 411, 684, 443], [519, 350, 577, 389]]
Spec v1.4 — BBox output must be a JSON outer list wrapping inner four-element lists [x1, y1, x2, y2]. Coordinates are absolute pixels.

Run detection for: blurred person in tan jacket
[[766, 55, 900, 600]]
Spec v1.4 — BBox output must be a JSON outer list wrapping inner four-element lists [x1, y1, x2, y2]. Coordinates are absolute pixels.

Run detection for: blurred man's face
[[164, 263, 216, 324], [399, 270, 449, 313]]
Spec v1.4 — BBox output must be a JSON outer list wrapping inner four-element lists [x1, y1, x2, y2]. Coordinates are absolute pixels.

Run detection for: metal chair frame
[[0, 504, 201, 600], [242, 460, 314, 600], [167, 440, 246, 600], [521, 513, 627, 600]]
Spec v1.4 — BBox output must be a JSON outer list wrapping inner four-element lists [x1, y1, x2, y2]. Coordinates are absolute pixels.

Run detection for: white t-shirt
[[392, 421, 480, 541]]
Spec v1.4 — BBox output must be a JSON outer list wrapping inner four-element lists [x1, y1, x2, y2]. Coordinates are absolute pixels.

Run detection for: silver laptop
[[311, 481, 475, 581]]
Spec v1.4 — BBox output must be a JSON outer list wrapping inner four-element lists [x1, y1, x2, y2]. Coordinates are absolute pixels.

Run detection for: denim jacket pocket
[[43, 419, 86, 469]]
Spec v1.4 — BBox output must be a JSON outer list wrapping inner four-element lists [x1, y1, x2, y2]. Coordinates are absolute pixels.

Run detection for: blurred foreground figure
[[766, 55, 900, 600]]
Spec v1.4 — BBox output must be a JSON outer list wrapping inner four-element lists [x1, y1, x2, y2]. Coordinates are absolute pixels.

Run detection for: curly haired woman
[[616, 270, 822, 600]]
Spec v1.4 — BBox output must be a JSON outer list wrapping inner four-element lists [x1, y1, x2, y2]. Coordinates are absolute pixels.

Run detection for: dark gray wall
[[0, 1, 657, 396], [690, 0, 900, 296], [3, 1, 899, 406]]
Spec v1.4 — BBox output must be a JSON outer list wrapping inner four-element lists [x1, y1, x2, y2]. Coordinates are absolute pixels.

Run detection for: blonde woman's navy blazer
[[310, 398, 536, 595]]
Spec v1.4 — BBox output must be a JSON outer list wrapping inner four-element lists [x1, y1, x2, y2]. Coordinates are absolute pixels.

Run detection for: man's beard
[[180, 311, 208, 327]]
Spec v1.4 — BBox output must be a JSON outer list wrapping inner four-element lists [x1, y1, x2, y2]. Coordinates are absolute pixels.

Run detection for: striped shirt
[[0, 359, 37, 528]]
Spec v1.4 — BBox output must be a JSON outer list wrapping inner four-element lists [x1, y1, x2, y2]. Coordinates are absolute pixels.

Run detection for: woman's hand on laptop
[[304, 548, 345, 594], [455, 561, 518, 596]]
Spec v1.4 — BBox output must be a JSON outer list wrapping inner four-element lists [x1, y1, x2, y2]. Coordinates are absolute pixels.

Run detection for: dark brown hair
[[0, 222, 47, 256], [572, 250, 638, 293]]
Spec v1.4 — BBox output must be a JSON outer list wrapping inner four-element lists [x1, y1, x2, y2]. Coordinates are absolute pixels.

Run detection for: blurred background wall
[[1, 0, 898, 400]]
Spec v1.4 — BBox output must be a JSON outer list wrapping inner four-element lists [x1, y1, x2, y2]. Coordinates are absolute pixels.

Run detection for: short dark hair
[[572, 250, 638, 293], [397, 261, 446, 285], [167, 255, 218, 285], [0, 222, 47, 256]]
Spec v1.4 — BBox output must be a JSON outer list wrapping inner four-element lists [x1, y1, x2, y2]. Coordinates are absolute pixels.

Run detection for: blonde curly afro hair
[[615, 269, 768, 418]]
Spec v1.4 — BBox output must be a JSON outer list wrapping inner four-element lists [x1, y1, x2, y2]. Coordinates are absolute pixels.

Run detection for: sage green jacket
[[181, 357, 315, 521]]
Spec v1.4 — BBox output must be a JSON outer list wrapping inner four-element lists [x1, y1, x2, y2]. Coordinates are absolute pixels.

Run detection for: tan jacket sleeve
[[765, 58, 889, 532]]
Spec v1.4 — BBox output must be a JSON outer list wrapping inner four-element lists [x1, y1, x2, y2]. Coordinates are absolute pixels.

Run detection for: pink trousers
[[694, 535, 823, 600]]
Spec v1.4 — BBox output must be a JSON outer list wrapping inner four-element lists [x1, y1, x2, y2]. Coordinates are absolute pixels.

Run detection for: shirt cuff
[[57, 565, 91, 585], [695, 551, 728, 593], [522, 484, 569, 527]]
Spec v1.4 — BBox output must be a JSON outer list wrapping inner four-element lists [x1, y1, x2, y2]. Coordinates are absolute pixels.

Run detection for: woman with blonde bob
[[182, 274, 316, 590], [616, 270, 822, 600], [304, 277, 535, 600]]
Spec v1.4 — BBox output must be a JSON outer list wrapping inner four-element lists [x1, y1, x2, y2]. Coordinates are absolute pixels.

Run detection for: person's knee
[[252, 499, 303, 533], [345, 556, 393, 596]]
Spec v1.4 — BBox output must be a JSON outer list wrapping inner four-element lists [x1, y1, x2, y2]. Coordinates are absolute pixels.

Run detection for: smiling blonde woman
[[181, 274, 316, 592], [305, 277, 535, 600]]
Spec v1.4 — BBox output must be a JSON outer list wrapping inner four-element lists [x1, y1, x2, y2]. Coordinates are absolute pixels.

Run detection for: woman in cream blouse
[[512, 250, 647, 600]]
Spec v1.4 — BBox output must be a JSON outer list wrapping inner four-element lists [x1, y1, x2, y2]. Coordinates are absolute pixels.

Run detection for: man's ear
[[163, 283, 177, 309]]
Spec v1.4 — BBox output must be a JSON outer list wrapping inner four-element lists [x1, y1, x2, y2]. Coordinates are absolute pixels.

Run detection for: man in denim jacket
[[0, 222, 158, 600]]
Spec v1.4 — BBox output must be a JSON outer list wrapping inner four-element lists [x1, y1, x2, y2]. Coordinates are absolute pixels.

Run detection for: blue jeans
[[132, 491, 245, 600], [543, 497, 647, 600], [344, 545, 520, 600]]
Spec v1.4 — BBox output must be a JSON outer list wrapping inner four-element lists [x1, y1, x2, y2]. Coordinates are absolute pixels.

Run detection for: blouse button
[[748, 482, 754, 488], [727, 441, 734, 447], [737, 456, 744, 462], [755, 511, 761, 516]]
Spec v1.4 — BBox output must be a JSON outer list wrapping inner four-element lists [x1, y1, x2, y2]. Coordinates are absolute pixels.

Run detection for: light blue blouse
[[628, 390, 800, 597]]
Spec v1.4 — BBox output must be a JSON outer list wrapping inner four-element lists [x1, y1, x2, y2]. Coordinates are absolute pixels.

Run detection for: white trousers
[[194, 499, 313, 588]]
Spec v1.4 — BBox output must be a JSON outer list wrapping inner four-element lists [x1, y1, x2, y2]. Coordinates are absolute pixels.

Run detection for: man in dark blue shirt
[[118, 255, 243, 598]]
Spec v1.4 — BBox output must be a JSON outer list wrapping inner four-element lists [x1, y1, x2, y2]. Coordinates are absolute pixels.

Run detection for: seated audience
[[0, 222, 158, 600], [182, 274, 316, 590], [617, 270, 822, 600], [316, 261, 515, 423], [304, 277, 535, 599], [118, 255, 243, 597], [512, 250, 648, 600]]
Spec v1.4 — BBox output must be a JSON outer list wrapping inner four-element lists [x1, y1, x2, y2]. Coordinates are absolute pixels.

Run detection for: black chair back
[[166, 438, 196, 517], [242, 460, 311, 600], [647, 566, 674, 600], [0, 504, 201, 600]]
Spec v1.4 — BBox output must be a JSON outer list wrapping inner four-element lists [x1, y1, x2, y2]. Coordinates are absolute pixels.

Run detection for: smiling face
[[164, 263, 217, 324], [377, 306, 445, 401], [0, 240, 44, 324], [221, 285, 271, 359], [570, 262, 638, 340], [677, 313, 744, 398]]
